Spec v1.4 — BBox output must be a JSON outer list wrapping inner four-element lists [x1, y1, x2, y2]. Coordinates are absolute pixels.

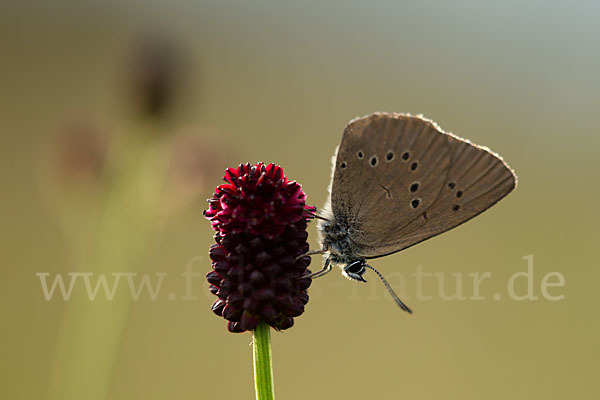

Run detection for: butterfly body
[[318, 214, 368, 279], [313, 113, 517, 311]]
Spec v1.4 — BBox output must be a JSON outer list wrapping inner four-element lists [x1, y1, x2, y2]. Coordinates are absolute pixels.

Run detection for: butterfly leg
[[294, 248, 327, 262], [305, 256, 332, 279], [305, 210, 330, 222]]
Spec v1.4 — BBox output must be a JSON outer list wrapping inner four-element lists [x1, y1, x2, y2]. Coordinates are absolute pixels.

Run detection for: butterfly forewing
[[330, 113, 516, 258]]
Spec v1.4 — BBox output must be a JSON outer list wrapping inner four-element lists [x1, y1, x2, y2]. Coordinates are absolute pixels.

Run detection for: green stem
[[253, 322, 275, 400]]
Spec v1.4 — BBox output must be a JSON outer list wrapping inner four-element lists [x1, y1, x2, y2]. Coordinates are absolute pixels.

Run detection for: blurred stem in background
[[47, 123, 171, 400]]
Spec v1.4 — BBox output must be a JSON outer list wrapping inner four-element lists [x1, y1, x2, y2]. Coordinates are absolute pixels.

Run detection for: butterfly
[[305, 113, 517, 312]]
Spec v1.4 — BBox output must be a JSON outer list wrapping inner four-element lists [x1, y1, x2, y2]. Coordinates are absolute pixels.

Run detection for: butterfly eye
[[411, 198, 421, 208], [410, 182, 419, 193], [448, 182, 456, 189], [370, 156, 378, 167], [345, 260, 365, 274], [357, 151, 364, 159], [410, 162, 418, 171], [452, 205, 460, 212], [456, 190, 463, 198], [386, 151, 394, 161], [401, 151, 410, 161], [340, 161, 347, 169]]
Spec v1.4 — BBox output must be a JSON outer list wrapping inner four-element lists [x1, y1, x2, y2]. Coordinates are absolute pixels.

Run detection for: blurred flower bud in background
[[55, 121, 108, 184], [126, 36, 185, 121]]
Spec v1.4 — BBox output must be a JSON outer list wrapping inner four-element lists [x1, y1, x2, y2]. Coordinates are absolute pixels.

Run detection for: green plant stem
[[253, 322, 275, 400]]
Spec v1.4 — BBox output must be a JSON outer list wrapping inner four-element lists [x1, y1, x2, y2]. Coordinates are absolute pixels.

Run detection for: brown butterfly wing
[[330, 113, 516, 258]]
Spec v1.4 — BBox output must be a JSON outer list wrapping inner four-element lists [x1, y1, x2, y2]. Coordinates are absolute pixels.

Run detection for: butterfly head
[[342, 259, 368, 282]]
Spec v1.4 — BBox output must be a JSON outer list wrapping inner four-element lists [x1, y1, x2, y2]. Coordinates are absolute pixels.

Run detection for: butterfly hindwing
[[329, 113, 516, 258]]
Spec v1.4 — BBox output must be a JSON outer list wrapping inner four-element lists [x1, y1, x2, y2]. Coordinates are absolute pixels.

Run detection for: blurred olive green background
[[1, 1, 598, 399]]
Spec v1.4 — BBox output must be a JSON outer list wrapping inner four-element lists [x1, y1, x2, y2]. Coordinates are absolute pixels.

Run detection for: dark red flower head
[[204, 162, 315, 333]]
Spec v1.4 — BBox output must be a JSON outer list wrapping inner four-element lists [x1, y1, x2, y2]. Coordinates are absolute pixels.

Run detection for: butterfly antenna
[[364, 264, 413, 314]]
